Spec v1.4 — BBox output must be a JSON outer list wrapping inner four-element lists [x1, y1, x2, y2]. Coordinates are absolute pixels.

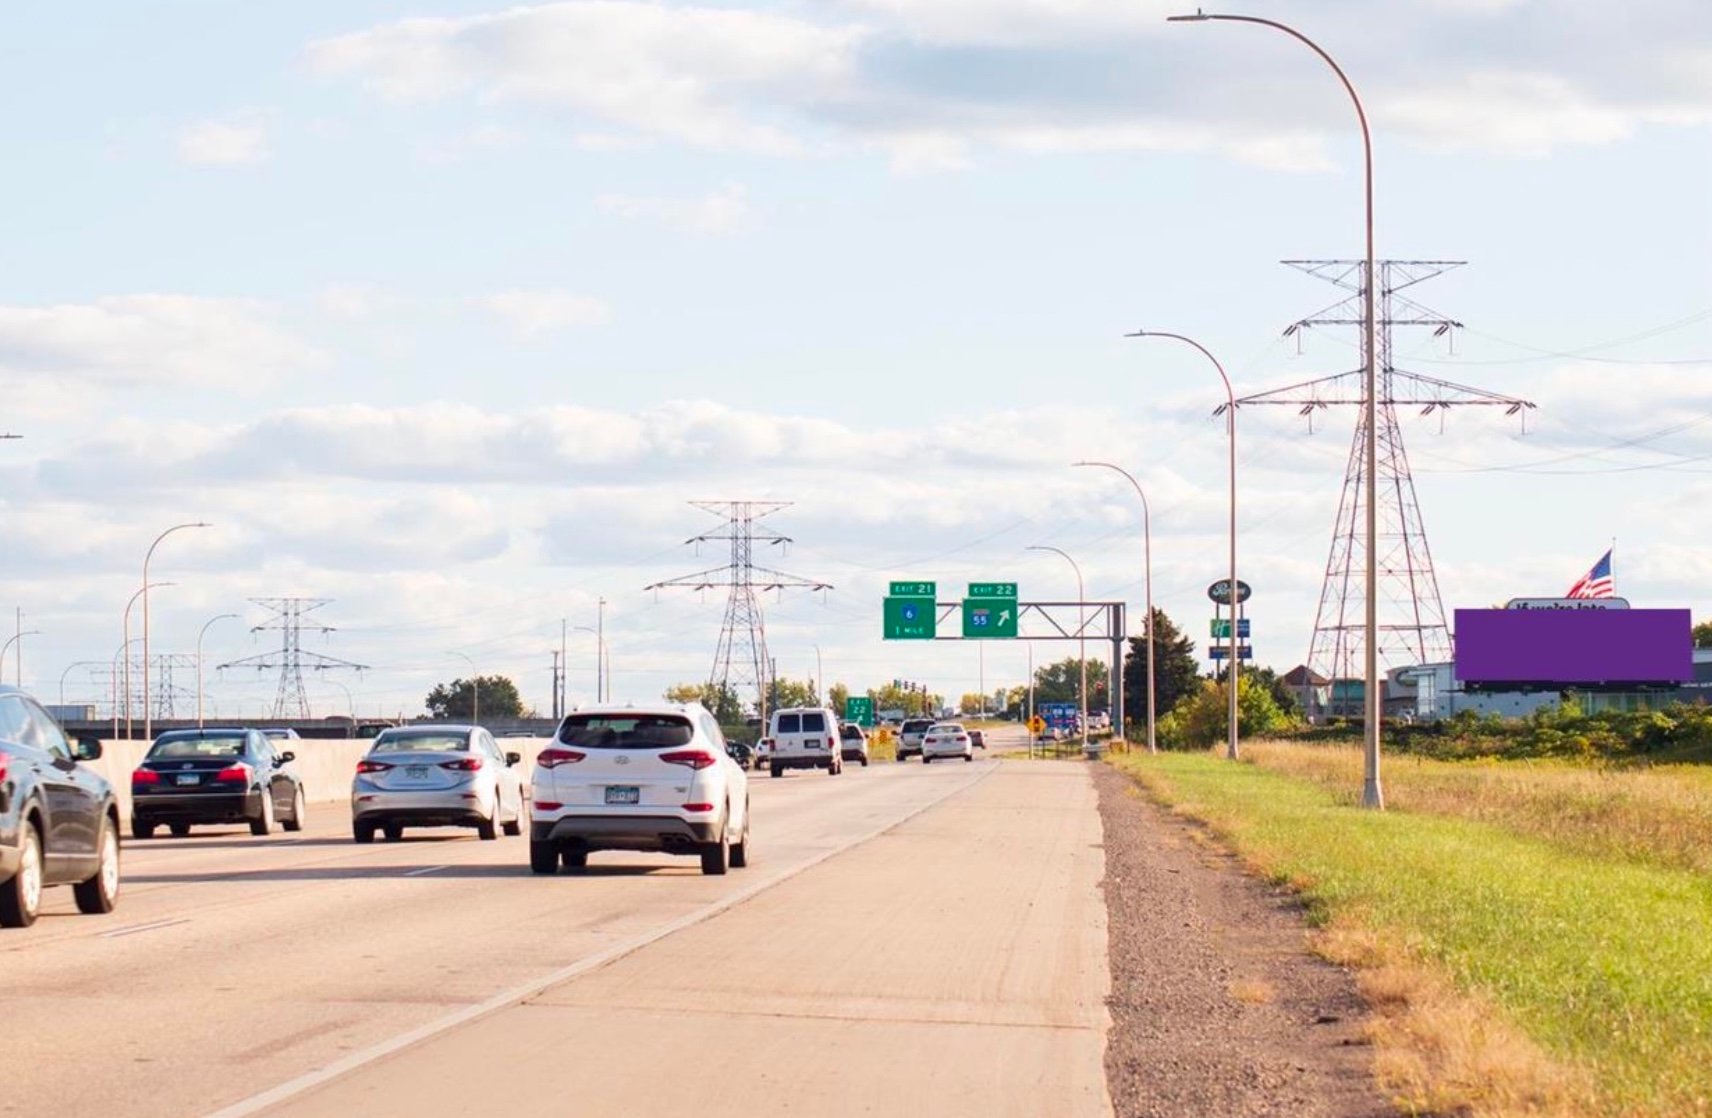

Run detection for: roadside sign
[[1210, 618, 1252, 639], [884, 581, 937, 640], [1207, 579, 1252, 606], [844, 696, 875, 728], [1029, 715, 1046, 735], [1209, 645, 1254, 660], [962, 581, 1018, 639]]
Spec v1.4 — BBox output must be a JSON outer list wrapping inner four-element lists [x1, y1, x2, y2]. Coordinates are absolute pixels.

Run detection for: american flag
[[1566, 549, 1615, 599]]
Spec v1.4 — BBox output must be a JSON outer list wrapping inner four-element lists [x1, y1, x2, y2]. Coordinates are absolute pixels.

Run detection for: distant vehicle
[[752, 737, 773, 771], [968, 729, 986, 750], [0, 686, 119, 927], [261, 728, 301, 741], [725, 741, 755, 769], [132, 728, 305, 839], [766, 707, 843, 777], [897, 718, 934, 761], [351, 725, 525, 843], [838, 722, 870, 767], [922, 722, 974, 764], [530, 704, 750, 876]]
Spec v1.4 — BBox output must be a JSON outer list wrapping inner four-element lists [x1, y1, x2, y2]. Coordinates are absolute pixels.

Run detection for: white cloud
[[177, 118, 269, 165], [0, 295, 323, 398], [472, 290, 612, 337], [596, 183, 751, 234]]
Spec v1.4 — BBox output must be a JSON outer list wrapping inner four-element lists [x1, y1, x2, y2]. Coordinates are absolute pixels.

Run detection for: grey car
[[351, 725, 526, 843]]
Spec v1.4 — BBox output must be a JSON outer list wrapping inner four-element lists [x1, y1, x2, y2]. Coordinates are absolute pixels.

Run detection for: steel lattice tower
[[646, 502, 831, 716], [1233, 261, 1534, 703], [218, 599, 368, 718]]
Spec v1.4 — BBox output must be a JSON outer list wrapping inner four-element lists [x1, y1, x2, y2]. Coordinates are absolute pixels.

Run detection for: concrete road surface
[[5, 753, 1109, 1118]]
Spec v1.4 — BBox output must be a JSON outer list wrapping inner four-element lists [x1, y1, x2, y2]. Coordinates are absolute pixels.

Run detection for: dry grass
[[1228, 977, 1278, 1005], [1241, 739, 1712, 876]]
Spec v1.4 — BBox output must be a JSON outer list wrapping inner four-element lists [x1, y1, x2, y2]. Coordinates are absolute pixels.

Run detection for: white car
[[921, 722, 974, 764], [529, 704, 751, 876]]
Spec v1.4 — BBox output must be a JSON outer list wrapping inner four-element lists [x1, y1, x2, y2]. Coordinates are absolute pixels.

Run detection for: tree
[[663, 682, 744, 725], [867, 682, 940, 718], [1241, 664, 1301, 719], [1696, 620, 1712, 649], [426, 675, 523, 721], [829, 682, 850, 715], [766, 676, 818, 712], [1171, 675, 1290, 748], [1032, 657, 1109, 705], [959, 693, 985, 717], [1123, 608, 1202, 724]]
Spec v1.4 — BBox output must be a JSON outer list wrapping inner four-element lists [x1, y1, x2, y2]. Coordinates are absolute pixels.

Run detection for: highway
[[6, 731, 1111, 1117]]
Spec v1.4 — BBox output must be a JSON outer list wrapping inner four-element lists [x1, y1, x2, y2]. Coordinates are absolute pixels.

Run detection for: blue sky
[[0, 0, 1707, 720]]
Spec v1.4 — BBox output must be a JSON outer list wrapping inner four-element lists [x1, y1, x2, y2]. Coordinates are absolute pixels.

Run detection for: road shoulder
[[1094, 761, 1392, 1118]]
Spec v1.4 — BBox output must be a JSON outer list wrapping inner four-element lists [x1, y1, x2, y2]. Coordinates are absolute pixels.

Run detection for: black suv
[[0, 685, 120, 927]]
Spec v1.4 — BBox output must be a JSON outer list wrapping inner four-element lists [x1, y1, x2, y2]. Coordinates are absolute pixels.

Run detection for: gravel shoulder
[[1094, 761, 1394, 1118]]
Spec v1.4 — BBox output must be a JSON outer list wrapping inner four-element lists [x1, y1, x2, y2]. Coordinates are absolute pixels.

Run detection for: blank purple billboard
[[1454, 609, 1692, 685]]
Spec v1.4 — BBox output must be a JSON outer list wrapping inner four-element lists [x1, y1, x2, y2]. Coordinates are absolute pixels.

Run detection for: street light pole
[[812, 643, 823, 706], [1169, 11, 1379, 800], [0, 630, 42, 683], [449, 651, 478, 724], [142, 521, 210, 742], [122, 581, 175, 739], [1027, 545, 1088, 755], [574, 626, 606, 706], [1127, 329, 1240, 760], [196, 613, 240, 728], [1075, 461, 1155, 754]]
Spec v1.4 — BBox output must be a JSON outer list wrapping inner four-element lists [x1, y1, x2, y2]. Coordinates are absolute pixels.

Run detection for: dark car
[[725, 741, 755, 768], [131, 728, 305, 838], [0, 685, 120, 927]]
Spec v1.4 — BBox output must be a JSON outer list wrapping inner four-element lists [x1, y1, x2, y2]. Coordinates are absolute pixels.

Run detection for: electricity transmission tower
[[646, 502, 831, 718], [1233, 261, 1534, 706], [217, 599, 368, 718]]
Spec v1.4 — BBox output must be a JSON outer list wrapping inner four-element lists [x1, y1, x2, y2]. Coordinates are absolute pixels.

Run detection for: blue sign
[[1037, 702, 1080, 730]]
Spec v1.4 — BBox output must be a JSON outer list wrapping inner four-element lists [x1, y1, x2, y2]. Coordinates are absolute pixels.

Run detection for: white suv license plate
[[605, 786, 640, 805]]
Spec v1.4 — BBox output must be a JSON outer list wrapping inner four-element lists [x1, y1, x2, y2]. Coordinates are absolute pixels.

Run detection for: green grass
[[1109, 752, 1712, 1117]]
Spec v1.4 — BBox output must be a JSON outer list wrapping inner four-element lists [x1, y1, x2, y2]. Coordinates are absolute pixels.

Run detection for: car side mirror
[[506, 751, 522, 766], [73, 738, 103, 762], [278, 751, 296, 764]]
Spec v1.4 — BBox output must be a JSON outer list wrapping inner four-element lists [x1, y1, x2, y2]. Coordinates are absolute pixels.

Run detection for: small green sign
[[962, 581, 1018, 639], [967, 582, 1017, 598], [884, 581, 937, 640], [1210, 618, 1252, 639], [844, 696, 875, 728]]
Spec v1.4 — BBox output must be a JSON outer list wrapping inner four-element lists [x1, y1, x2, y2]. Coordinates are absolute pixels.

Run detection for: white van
[[766, 707, 844, 778]]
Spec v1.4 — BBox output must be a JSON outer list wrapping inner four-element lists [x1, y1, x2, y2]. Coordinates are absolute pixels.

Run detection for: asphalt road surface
[[6, 726, 1112, 1118]]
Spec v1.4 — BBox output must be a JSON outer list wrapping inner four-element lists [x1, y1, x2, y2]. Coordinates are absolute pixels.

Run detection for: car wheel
[[861, 757, 869, 768], [730, 805, 750, 869], [770, 764, 782, 779], [923, 755, 932, 765], [476, 796, 498, 841], [130, 818, 154, 840], [250, 791, 274, 837], [0, 821, 43, 927], [282, 786, 306, 833], [964, 753, 973, 763], [383, 823, 403, 842], [73, 817, 121, 915], [170, 822, 191, 838], [561, 849, 587, 871], [353, 821, 376, 844], [700, 827, 729, 876], [530, 840, 560, 875]]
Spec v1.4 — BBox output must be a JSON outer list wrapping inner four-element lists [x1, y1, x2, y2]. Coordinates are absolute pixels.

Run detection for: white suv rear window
[[558, 715, 693, 749]]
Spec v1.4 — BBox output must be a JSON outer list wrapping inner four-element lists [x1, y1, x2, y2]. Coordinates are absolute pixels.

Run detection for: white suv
[[766, 706, 843, 778], [922, 722, 974, 764], [530, 704, 750, 876]]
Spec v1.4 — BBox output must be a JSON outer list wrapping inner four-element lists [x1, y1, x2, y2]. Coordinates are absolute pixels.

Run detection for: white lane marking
[[203, 761, 998, 1118], [100, 917, 191, 939], [402, 865, 447, 878]]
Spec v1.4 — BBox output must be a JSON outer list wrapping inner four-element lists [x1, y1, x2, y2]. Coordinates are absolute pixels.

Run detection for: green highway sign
[[844, 696, 875, 728], [884, 581, 937, 640], [962, 581, 1018, 639]]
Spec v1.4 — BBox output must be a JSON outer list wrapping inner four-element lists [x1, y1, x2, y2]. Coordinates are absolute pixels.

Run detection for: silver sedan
[[350, 725, 526, 843]]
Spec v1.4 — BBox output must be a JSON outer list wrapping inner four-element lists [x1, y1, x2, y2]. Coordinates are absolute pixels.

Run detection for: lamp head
[[1167, 9, 1211, 21], [1124, 329, 1151, 338]]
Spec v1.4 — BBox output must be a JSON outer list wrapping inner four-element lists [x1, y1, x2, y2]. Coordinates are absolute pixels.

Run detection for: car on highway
[[921, 722, 974, 764], [725, 741, 755, 769], [897, 718, 934, 761], [839, 722, 870, 767], [351, 725, 526, 843], [751, 736, 773, 770], [766, 706, 843, 777], [969, 729, 986, 750], [261, 727, 301, 742], [529, 703, 750, 876], [132, 728, 306, 839], [0, 686, 120, 927]]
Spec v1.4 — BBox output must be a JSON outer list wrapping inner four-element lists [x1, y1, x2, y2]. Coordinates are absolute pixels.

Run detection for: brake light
[[215, 763, 251, 784], [356, 760, 392, 774], [682, 802, 715, 812], [439, 757, 483, 772], [827, 737, 836, 748], [537, 748, 586, 768], [660, 750, 716, 770], [0, 755, 7, 784], [132, 769, 161, 786], [533, 801, 564, 812]]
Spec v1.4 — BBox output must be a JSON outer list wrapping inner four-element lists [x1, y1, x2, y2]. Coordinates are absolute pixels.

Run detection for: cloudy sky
[[1, 0, 1708, 721]]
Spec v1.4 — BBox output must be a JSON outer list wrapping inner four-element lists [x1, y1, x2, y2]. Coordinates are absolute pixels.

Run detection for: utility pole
[[218, 598, 368, 718], [559, 618, 568, 716], [550, 649, 563, 721], [597, 598, 606, 703]]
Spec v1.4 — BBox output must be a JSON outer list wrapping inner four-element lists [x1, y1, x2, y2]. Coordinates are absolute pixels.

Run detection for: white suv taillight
[[660, 750, 717, 770], [537, 748, 586, 768]]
